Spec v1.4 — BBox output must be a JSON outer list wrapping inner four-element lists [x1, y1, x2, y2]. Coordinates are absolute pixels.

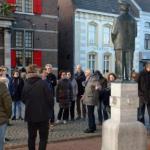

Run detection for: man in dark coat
[[22, 64, 53, 150], [138, 62, 150, 124], [111, 1, 137, 80], [74, 64, 86, 120]]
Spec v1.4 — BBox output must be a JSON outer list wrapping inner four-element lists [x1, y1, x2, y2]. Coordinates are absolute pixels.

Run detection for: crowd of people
[[0, 62, 150, 150]]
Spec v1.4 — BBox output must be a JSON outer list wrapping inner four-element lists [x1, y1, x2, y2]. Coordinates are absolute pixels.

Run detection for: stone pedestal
[[101, 82, 147, 150]]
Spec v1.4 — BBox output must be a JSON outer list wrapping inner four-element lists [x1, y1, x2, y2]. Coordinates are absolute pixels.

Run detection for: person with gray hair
[[111, 0, 137, 81], [45, 64, 57, 127]]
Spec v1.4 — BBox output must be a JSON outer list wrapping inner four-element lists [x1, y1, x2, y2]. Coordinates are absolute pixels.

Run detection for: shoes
[[49, 124, 54, 131], [55, 120, 61, 124], [98, 122, 102, 126], [82, 117, 86, 121], [5, 138, 10, 142], [63, 120, 67, 124], [84, 128, 96, 133], [12, 116, 16, 120], [76, 116, 81, 120], [19, 117, 24, 120]]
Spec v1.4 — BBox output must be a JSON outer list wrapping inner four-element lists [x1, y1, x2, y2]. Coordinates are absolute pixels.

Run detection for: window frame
[[88, 22, 98, 46], [16, 0, 33, 14], [145, 34, 150, 50], [15, 30, 33, 67], [88, 52, 97, 71], [103, 24, 112, 46]]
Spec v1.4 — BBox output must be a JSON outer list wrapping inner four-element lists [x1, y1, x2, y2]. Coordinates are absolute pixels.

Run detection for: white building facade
[[74, 0, 150, 74]]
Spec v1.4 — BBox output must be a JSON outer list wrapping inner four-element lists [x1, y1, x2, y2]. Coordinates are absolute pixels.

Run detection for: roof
[[72, 0, 142, 17], [72, 0, 119, 14], [135, 0, 150, 13]]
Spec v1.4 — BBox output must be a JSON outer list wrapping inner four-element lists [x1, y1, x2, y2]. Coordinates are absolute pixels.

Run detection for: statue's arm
[[111, 19, 118, 43]]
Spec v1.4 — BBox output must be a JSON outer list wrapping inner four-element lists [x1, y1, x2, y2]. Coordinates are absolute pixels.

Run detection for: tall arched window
[[88, 52, 97, 72], [103, 25, 112, 45], [88, 23, 97, 45]]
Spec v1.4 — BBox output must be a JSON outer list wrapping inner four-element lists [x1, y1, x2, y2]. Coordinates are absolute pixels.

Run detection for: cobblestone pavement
[[5, 119, 101, 149]]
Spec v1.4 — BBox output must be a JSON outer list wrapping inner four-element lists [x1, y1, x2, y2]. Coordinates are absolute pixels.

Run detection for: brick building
[[0, 0, 58, 73]]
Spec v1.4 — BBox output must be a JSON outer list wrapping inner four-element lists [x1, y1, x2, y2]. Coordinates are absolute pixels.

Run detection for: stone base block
[[101, 119, 147, 150]]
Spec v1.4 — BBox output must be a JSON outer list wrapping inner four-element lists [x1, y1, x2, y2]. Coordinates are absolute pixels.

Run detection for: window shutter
[[11, 49, 16, 68], [33, 50, 42, 67], [6, 0, 16, 4], [33, 0, 42, 14]]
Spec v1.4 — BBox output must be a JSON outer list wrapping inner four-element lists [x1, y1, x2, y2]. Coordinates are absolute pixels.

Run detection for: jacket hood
[[26, 76, 41, 85]]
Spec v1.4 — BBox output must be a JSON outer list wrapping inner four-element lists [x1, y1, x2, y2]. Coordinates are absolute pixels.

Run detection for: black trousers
[[87, 105, 96, 130], [138, 101, 150, 125], [57, 107, 69, 121], [115, 50, 133, 80], [76, 95, 86, 118], [50, 99, 55, 123], [27, 121, 49, 150], [70, 101, 75, 120]]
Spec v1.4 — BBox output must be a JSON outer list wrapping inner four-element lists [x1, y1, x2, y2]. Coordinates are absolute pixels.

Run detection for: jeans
[[138, 102, 150, 125], [76, 95, 86, 118], [0, 123, 7, 150], [97, 101, 103, 124], [12, 101, 22, 118], [27, 121, 49, 150], [87, 105, 96, 130]]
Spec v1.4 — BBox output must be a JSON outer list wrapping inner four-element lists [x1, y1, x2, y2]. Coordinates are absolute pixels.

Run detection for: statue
[[111, 0, 137, 81]]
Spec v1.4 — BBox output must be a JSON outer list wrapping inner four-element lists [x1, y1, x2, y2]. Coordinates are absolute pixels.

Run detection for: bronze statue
[[111, 1, 137, 81]]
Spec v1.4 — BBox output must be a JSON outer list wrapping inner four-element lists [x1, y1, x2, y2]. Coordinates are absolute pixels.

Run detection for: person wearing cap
[[111, 0, 137, 81], [138, 62, 150, 125]]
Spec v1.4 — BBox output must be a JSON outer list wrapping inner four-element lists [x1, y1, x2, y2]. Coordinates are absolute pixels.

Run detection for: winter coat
[[138, 70, 150, 104], [0, 82, 12, 125], [47, 73, 57, 95], [56, 78, 73, 108], [75, 71, 86, 96], [22, 75, 53, 122], [83, 76, 101, 106], [9, 77, 24, 101], [70, 78, 78, 101]]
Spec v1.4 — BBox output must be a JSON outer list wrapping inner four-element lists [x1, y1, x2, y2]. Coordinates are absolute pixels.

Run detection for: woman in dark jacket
[[95, 71, 107, 125], [102, 73, 117, 120], [138, 62, 150, 124], [10, 70, 24, 120], [22, 64, 53, 150], [56, 71, 73, 124]]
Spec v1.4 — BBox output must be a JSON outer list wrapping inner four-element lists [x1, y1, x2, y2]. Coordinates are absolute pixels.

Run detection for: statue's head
[[119, 0, 130, 12]]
